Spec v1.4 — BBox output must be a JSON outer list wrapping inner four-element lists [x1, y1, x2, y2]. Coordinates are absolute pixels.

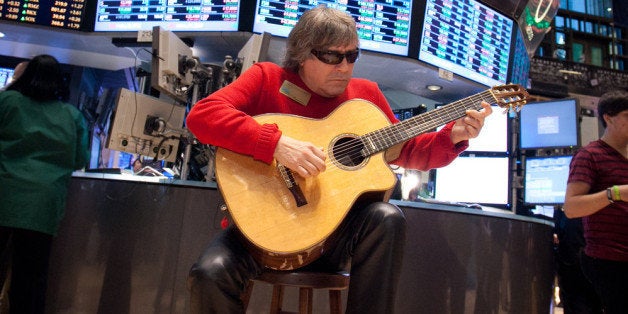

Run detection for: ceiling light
[[426, 85, 442, 91]]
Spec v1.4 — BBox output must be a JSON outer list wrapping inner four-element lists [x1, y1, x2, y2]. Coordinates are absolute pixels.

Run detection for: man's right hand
[[273, 135, 326, 178]]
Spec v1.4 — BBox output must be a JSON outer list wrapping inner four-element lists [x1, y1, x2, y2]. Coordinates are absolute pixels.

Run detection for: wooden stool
[[242, 270, 350, 314]]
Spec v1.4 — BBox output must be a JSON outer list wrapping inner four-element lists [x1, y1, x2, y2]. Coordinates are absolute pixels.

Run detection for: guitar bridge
[[277, 163, 308, 207]]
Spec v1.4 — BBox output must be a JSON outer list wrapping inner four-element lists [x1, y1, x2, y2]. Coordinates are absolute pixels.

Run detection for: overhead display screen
[[418, 0, 513, 87], [94, 0, 240, 32], [509, 27, 530, 87], [0, 0, 89, 30], [253, 0, 412, 56]]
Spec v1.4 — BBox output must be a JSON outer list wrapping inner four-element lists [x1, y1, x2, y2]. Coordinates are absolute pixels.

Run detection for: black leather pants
[[187, 201, 406, 314]]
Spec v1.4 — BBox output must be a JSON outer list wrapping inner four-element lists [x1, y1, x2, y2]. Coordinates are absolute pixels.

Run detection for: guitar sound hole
[[331, 136, 365, 168]]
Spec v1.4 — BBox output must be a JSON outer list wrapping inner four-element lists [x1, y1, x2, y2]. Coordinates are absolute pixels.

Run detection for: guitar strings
[[262, 87, 525, 195], [316, 88, 523, 174], [318, 91, 495, 172], [321, 92, 490, 169]]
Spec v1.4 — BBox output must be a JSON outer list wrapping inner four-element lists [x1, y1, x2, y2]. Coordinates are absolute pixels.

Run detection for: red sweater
[[186, 62, 467, 171]]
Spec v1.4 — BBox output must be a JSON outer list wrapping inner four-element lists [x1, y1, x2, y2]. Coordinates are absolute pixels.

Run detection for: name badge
[[280, 80, 311, 106]]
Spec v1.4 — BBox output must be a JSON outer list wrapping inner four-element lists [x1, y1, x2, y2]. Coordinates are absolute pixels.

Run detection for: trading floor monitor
[[150, 26, 197, 103], [106, 88, 186, 163], [524, 155, 573, 205]]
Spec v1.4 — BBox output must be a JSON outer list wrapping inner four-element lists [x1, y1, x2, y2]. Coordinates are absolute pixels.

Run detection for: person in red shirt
[[563, 89, 628, 314], [186, 5, 492, 313]]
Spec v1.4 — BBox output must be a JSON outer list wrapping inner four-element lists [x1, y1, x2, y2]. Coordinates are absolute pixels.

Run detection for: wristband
[[612, 185, 621, 201], [607, 188, 614, 203]]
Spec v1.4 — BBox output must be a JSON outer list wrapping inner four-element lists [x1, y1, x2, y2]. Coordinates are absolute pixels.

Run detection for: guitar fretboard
[[361, 90, 497, 156]]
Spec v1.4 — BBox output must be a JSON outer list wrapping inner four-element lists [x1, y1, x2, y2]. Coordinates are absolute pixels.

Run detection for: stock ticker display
[[93, 0, 240, 31], [0, 0, 88, 30], [418, 0, 513, 87], [254, 0, 412, 56]]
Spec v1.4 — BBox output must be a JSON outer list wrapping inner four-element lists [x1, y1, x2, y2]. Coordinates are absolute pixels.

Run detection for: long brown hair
[[283, 5, 359, 72]]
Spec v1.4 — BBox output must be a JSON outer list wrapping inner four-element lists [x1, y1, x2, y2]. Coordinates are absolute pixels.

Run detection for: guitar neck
[[361, 89, 496, 156]]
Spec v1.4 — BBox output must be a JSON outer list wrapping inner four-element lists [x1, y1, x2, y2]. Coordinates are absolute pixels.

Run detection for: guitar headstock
[[490, 84, 529, 113]]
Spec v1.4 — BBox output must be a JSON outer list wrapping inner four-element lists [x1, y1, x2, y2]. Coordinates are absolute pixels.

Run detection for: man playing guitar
[[186, 5, 498, 313]]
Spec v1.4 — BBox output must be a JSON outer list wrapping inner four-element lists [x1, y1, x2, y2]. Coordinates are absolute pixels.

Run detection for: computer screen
[[519, 98, 580, 150], [150, 27, 209, 104], [467, 105, 509, 153], [237, 32, 272, 74], [434, 155, 510, 206], [392, 105, 428, 122], [93, 0, 241, 32], [0, 67, 15, 88], [252, 0, 413, 56], [509, 28, 530, 87], [524, 155, 572, 205], [435, 105, 509, 153], [416, 0, 513, 87], [150, 25, 194, 103], [105, 88, 186, 163]]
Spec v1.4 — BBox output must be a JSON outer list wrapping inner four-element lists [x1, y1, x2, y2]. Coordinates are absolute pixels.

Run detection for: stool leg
[[329, 290, 342, 314], [270, 285, 284, 314], [298, 287, 313, 314], [241, 280, 254, 310]]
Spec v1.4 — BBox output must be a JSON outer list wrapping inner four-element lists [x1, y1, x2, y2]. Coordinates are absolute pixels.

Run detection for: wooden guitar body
[[215, 100, 397, 270]]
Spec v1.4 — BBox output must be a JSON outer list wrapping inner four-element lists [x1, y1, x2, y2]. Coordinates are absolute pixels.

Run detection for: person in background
[[0, 54, 90, 314], [553, 209, 602, 314], [131, 155, 165, 176], [563, 89, 628, 314], [0, 61, 27, 92], [132, 157, 144, 173], [11, 61, 28, 82], [185, 5, 492, 313]]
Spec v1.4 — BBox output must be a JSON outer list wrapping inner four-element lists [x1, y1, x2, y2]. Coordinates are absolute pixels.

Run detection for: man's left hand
[[450, 101, 493, 144]]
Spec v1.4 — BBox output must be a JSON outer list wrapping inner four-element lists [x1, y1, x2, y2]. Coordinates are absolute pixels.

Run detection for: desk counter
[[46, 176, 554, 313]]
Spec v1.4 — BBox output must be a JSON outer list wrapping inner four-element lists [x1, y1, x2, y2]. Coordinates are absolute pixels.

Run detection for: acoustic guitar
[[215, 84, 528, 270]]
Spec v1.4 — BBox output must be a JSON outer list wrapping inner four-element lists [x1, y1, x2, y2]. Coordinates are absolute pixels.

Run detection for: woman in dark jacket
[[0, 54, 89, 314]]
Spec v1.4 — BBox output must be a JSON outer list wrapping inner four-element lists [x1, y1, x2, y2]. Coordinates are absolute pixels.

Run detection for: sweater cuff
[[253, 123, 282, 164], [453, 140, 469, 153], [441, 122, 468, 154]]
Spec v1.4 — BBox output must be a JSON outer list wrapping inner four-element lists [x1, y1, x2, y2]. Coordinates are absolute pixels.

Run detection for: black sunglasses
[[310, 49, 360, 65]]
